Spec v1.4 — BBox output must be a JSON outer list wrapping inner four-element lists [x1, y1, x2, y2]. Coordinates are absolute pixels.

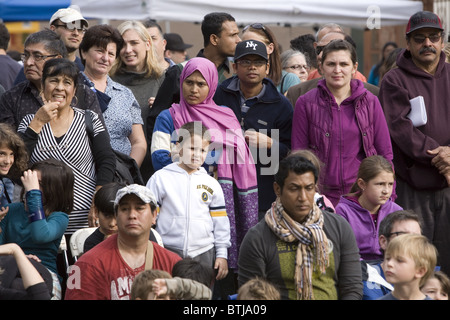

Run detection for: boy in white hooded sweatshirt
[[146, 121, 231, 281]]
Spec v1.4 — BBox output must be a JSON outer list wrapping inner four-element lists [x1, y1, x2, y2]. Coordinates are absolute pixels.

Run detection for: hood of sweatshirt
[[339, 194, 399, 215], [396, 48, 447, 79], [163, 162, 208, 176]]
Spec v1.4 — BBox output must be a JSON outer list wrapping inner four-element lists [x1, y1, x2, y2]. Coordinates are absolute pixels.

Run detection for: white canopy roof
[[73, 0, 423, 28]]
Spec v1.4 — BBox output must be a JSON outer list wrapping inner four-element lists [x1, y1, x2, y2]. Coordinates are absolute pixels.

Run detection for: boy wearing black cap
[[214, 39, 293, 219], [379, 11, 450, 275]]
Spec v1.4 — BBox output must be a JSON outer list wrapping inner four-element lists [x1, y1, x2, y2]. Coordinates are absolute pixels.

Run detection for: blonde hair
[[110, 20, 163, 78], [237, 277, 280, 300], [130, 269, 172, 300], [385, 234, 437, 287]]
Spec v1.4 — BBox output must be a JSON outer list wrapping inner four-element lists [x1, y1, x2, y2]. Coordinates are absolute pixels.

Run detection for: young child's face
[[0, 144, 14, 176], [383, 252, 424, 285], [359, 170, 395, 208], [98, 211, 118, 237], [421, 277, 449, 300], [178, 134, 209, 173]]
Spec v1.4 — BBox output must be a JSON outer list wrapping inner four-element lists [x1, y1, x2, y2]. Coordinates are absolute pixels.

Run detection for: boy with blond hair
[[237, 277, 280, 300], [130, 269, 212, 300], [379, 234, 437, 300]]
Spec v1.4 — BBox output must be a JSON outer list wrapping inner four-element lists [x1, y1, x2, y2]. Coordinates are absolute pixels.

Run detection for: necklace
[[51, 107, 74, 138]]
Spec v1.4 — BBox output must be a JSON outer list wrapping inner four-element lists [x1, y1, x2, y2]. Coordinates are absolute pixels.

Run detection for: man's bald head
[[315, 31, 347, 74], [315, 23, 344, 42], [317, 31, 345, 47]]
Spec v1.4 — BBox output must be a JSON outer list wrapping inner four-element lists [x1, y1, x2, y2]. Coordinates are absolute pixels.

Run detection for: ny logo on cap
[[246, 41, 258, 50]]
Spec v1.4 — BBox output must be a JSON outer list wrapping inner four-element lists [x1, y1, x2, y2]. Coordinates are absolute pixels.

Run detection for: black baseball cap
[[164, 33, 192, 51], [406, 11, 444, 35], [234, 40, 268, 61]]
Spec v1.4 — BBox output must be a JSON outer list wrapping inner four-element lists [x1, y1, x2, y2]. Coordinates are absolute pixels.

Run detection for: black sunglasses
[[387, 231, 408, 238], [315, 45, 325, 56], [411, 33, 443, 44]]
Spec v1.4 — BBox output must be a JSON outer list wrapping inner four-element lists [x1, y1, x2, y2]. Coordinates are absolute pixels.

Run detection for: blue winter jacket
[[213, 76, 293, 212]]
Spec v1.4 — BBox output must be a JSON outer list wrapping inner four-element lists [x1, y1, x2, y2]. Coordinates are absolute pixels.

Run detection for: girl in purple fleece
[[335, 155, 402, 261], [291, 40, 393, 207]]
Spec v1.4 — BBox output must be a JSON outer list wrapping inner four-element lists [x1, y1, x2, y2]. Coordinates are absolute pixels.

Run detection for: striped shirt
[[18, 108, 105, 234]]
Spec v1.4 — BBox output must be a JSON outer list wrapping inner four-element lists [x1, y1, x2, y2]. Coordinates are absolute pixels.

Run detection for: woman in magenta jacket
[[292, 39, 393, 207]]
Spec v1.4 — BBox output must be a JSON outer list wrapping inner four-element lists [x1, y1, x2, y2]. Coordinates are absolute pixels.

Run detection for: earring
[[72, 95, 79, 107]]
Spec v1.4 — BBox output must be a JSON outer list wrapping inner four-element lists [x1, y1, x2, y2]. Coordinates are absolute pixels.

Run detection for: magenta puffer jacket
[[292, 79, 393, 206], [335, 195, 403, 261]]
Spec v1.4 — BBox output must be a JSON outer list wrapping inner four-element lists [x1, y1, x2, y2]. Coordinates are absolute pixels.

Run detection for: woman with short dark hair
[[80, 24, 147, 168], [18, 58, 115, 235]]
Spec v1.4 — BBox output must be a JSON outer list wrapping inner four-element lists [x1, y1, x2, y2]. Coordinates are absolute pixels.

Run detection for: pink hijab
[[169, 57, 257, 191], [169, 57, 258, 268]]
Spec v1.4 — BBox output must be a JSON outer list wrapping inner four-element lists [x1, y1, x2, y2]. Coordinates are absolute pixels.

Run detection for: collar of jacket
[[220, 76, 282, 104]]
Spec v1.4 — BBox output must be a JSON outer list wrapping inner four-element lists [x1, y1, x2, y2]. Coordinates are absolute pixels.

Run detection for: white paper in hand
[[407, 96, 427, 127]]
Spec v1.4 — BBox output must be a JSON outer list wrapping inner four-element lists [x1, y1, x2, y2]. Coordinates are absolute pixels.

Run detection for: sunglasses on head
[[243, 23, 273, 43]]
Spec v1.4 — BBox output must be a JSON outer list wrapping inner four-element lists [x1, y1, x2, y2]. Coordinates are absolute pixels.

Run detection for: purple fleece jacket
[[292, 79, 393, 206], [335, 196, 403, 261]]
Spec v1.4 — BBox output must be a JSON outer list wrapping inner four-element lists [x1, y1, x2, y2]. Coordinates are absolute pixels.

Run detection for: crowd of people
[[0, 5, 450, 302]]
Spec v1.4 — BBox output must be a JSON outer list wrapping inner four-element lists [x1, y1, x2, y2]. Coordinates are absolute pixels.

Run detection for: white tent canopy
[[73, 0, 423, 28]]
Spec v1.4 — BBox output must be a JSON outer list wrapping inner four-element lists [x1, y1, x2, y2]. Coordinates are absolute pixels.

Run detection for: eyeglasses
[[243, 23, 273, 44], [387, 231, 408, 238], [316, 45, 325, 56], [53, 24, 87, 34], [20, 52, 59, 62], [287, 64, 310, 71], [411, 33, 443, 44], [236, 59, 267, 67]]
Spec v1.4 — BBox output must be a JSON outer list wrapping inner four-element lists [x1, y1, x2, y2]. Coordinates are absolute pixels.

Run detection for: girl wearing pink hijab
[[151, 57, 258, 269]]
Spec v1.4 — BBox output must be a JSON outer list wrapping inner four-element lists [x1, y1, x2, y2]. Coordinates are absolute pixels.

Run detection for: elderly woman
[[79, 24, 147, 167], [17, 58, 115, 234], [110, 20, 166, 181], [281, 49, 310, 82], [291, 39, 393, 206]]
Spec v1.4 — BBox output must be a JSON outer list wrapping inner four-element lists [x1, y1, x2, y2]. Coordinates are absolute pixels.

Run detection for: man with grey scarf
[[238, 153, 362, 300]]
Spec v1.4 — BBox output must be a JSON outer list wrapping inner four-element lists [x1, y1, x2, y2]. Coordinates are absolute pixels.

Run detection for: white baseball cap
[[114, 184, 157, 211], [50, 7, 88, 27]]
